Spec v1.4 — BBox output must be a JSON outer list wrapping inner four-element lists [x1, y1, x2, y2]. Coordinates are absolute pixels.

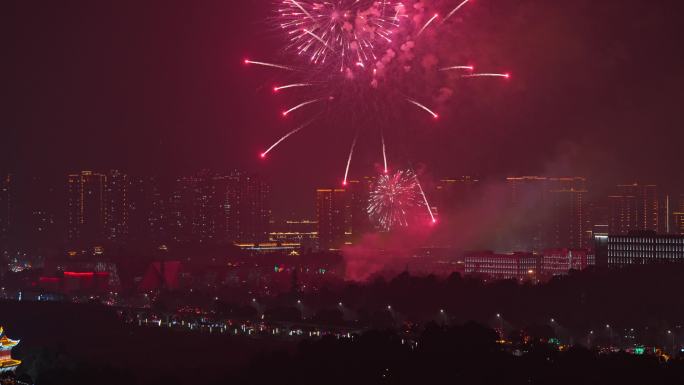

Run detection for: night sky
[[5, 0, 684, 216]]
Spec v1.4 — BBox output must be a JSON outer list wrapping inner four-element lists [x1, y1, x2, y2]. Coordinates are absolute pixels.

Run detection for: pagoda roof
[[0, 327, 20, 348], [0, 359, 22, 369]]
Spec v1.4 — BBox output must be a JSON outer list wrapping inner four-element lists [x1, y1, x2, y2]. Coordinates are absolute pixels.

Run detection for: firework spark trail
[[260, 118, 317, 158], [407, 98, 439, 119], [282, 98, 324, 116], [462, 73, 510, 78], [303, 29, 334, 51], [273, 83, 313, 92], [343, 132, 359, 186], [288, 0, 315, 22], [417, 13, 439, 37], [244, 59, 296, 71], [381, 129, 388, 174], [443, 0, 470, 23], [439, 65, 474, 71], [414, 173, 437, 223]]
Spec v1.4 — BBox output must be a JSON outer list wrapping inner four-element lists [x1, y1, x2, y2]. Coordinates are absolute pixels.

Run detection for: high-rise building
[[434, 176, 479, 217], [169, 174, 199, 242], [105, 170, 130, 242], [193, 173, 223, 242], [608, 183, 659, 235], [506, 176, 586, 205], [169, 172, 222, 243], [226, 172, 271, 243], [587, 201, 609, 241], [345, 178, 372, 240], [28, 208, 57, 245], [505, 176, 587, 251], [608, 194, 638, 235], [129, 176, 168, 243], [17, 176, 61, 246], [546, 188, 588, 249], [169, 171, 270, 243], [67, 171, 107, 242], [674, 212, 684, 235], [316, 188, 347, 251], [673, 194, 684, 235], [0, 174, 10, 240]]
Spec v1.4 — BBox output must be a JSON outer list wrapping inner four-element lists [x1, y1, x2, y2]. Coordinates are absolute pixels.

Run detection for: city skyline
[[1, 169, 682, 255]]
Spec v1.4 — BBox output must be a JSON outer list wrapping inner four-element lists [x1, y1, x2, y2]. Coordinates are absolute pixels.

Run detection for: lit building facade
[[595, 231, 684, 267], [464, 251, 540, 281], [0, 174, 10, 240], [226, 172, 271, 243], [541, 248, 591, 276], [169, 171, 270, 243], [674, 212, 684, 235], [673, 194, 684, 235], [105, 170, 130, 242], [608, 184, 659, 235], [316, 188, 347, 251], [0, 326, 21, 374], [345, 178, 373, 240], [546, 188, 588, 249], [269, 219, 318, 251], [67, 171, 107, 242], [128, 176, 168, 243]]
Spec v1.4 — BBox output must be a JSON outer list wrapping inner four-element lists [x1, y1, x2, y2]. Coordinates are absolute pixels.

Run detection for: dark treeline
[[226, 323, 684, 385], [288, 264, 684, 333], [2, 264, 684, 384]]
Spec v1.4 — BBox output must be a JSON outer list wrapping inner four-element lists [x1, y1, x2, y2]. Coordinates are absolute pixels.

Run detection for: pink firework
[[278, 0, 406, 72], [368, 169, 423, 231], [248, 0, 510, 187]]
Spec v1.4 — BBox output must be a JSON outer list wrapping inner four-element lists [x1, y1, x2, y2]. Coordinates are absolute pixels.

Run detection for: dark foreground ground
[[3, 265, 684, 385], [0, 301, 295, 385]]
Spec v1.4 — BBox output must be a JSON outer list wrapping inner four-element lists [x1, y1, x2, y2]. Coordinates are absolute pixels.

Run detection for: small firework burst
[[368, 169, 423, 231]]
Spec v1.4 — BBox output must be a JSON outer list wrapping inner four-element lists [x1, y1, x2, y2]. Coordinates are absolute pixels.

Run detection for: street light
[[495, 313, 504, 338]]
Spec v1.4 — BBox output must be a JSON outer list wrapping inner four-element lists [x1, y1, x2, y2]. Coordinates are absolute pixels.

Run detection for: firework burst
[[368, 169, 430, 231], [246, 0, 509, 192]]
